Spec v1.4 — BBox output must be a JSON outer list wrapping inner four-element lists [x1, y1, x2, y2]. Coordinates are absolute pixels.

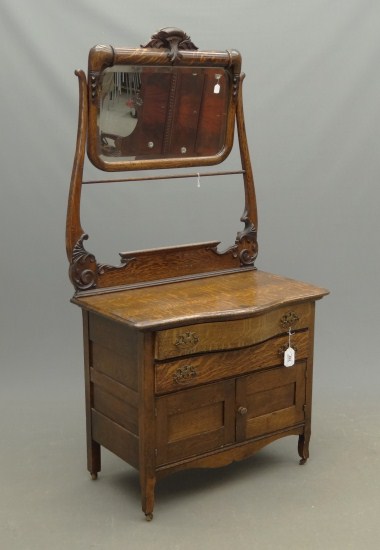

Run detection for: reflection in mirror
[[98, 66, 229, 162], [99, 67, 141, 151]]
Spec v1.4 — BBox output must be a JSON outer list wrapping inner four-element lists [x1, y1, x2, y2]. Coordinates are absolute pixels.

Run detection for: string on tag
[[288, 327, 294, 347], [197, 172, 201, 188], [284, 327, 296, 367]]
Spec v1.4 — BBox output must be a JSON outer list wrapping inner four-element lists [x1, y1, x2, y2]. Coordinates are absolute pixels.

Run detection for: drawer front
[[155, 330, 309, 394], [155, 302, 312, 360]]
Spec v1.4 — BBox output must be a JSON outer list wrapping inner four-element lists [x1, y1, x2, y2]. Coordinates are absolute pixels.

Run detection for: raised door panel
[[155, 380, 235, 466], [236, 362, 306, 442]]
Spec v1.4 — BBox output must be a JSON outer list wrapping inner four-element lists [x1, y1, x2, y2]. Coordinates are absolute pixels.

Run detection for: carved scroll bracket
[[69, 234, 98, 291], [69, 234, 137, 292], [235, 213, 258, 266], [210, 213, 258, 268]]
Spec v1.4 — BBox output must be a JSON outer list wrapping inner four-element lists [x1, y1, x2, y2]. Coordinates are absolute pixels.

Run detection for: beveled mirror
[[96, 65, 230, 163], [86, 30, 240, 171]]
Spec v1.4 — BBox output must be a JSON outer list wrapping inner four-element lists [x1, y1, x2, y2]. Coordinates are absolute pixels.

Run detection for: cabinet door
[[156, 380, 235, 466], [236, 363, 306, 442]]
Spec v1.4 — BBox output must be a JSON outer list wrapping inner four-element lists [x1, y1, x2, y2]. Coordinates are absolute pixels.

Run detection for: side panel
[[88, 313, 140, 468]]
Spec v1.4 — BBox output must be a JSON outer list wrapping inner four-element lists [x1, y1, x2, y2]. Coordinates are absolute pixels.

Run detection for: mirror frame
[[87, 41, 242, 171], [66, 29, 258, 295]]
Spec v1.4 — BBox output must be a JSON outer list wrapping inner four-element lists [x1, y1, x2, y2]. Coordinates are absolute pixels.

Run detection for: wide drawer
[[155, 330, 309, 394], [155, 302, 312, 360]]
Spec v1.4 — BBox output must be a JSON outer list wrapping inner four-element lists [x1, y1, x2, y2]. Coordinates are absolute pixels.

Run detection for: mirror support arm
[[66, 70, 88, 259], [235, 73, 259, 264], [66, 70, 99, 292]]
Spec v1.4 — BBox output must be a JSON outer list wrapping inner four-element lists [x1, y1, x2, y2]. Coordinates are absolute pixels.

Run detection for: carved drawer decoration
[[175, 331, 199, 347], [155, 331, 309, 394], [279, 311, 300, 330], [173, 365, 198, 385]]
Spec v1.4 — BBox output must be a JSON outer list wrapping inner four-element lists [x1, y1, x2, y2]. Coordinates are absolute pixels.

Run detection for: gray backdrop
[[0, 0, 379, 547]]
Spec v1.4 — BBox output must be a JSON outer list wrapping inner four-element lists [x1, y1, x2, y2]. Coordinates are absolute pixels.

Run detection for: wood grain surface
[[73, 270, 328, 329]]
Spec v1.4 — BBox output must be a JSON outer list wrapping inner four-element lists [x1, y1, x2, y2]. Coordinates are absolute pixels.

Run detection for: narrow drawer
[[155, 330, 309, 394], [155, 302, 312, 360]]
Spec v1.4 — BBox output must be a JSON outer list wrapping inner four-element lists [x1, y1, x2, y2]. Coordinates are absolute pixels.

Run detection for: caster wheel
[[91, 472, 98, 480], [145, 513, 153, 522]]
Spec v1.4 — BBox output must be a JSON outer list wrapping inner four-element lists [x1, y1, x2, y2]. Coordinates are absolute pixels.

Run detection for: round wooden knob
[[238, 406, 248, 416]]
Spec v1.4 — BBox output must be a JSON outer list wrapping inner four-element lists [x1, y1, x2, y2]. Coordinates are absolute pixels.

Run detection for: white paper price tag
[[214, 83, 221, 94], [284, 346, 295, 367]]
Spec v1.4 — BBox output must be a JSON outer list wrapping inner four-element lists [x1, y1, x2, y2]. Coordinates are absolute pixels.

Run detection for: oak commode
[[66, 28, 329, 520]]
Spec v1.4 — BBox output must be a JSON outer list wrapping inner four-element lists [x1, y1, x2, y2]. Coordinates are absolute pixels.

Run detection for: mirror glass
[[97, 65, 229, 162]]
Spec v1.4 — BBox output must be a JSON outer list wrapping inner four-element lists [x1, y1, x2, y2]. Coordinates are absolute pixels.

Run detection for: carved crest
[[142, 27, 198, 61]]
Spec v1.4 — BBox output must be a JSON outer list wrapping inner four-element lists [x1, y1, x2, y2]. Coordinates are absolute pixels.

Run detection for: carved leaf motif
[[210, 213, 258, 267], [236, 213, 258, 266], [69, 234, 98, 291], [141, 27, 198, 61], [70, 235, 140, 292]]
